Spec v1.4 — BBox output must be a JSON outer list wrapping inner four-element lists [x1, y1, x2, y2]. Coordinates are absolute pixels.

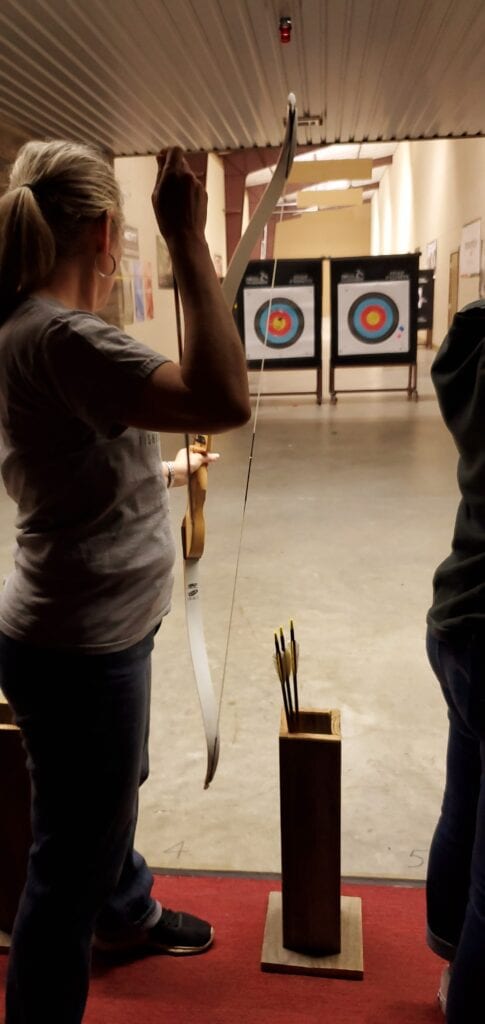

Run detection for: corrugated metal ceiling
[[0, 0, 484, 155]]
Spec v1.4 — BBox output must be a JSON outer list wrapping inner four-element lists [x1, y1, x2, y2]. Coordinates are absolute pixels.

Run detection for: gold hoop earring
[[95, 252, 117, 278]]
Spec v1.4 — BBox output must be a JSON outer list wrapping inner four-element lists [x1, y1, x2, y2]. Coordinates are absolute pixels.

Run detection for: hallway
[[122, 347, 452, 881], [0, 346, 455, 882]]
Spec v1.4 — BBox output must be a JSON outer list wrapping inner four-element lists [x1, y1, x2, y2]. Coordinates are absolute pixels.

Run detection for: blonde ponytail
[[0, 140, 122, 323], [0, 187, 55, 321]]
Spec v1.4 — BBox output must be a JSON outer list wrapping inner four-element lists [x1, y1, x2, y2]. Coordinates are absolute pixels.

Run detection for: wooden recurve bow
[[179, 94, 298, 788]]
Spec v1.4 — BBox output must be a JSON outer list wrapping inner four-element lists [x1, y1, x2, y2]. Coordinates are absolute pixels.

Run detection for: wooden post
[[261, 707, 363, 978], [0, 699, 31, 948], [280, 709, 341, 954]]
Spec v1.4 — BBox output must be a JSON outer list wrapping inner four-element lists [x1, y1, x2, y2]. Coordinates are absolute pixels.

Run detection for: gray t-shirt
[[0, 296, 176, 653]]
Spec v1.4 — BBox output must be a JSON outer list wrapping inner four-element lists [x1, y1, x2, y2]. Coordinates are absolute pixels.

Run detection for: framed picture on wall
[[480, 241, 485, 300], [460, 219, 481, 277]]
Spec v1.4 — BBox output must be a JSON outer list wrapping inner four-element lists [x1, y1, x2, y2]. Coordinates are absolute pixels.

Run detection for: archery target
[[337, 279, 411, 356], [347, 292, 399, 343], [243, 286, 315, 360], [254, 297, 305, 348]]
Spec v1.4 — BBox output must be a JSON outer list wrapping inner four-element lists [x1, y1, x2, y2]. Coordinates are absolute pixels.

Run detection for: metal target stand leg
[[328, 360, 419, 403]]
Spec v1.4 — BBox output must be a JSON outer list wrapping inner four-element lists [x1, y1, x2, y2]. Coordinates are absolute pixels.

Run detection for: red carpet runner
[[0, 876, 442, 1023]]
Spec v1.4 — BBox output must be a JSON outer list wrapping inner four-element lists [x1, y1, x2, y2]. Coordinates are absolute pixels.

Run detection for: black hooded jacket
[[428, 300, 485, 639]]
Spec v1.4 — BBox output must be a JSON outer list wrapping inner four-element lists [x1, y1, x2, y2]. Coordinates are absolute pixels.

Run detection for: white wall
[[114, 151, 227, 361], [372, 138, 485, 344], [115, 155, 178, 360]]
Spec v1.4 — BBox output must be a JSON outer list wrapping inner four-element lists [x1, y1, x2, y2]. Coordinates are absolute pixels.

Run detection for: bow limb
[[181, 433, 219, 790], [174, 269, 218, 788], [180, 94, 298, 789], [221, 92, 297, 310]]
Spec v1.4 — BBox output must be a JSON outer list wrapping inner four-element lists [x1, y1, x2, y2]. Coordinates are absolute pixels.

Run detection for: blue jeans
[[0, 627, 160, 1024], [426, 627, 485, 1023]]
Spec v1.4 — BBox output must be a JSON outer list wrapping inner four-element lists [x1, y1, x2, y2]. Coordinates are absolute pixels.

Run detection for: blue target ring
[[348, 292, 400, 344], [254, 298, 304, 349]]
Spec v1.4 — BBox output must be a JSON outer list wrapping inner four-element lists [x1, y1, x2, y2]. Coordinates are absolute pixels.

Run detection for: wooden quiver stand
[[0, 697, 31, 950], [261, 708, 363, 978]]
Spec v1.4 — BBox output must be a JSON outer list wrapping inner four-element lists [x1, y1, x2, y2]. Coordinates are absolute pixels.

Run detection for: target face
[[254, 298, 304, 348], [337, 280, 410, 357], [347, 292, 399, 344], [243, 285, 315, 360]]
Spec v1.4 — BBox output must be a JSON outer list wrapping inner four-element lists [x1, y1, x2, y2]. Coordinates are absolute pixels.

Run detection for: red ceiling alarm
[[279, 16, 292, 44]]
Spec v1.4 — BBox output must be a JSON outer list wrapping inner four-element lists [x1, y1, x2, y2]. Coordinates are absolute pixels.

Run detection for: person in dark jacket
[[427, 300, 485, 1021]]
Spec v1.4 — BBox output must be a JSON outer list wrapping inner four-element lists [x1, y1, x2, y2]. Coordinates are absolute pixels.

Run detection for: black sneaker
[[93, 907, 214, 958], [146, 907, 214, 955]]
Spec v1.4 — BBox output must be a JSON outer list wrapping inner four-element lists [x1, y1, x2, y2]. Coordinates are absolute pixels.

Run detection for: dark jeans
[[426, 627, 485, 1023], [0, 626, 160, 1024]]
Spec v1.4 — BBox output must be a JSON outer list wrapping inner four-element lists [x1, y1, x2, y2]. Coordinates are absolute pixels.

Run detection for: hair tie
[[19, 182, 39, 198]]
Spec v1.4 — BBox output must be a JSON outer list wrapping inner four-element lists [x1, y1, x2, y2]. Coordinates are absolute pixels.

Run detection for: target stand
[[329, 360, 418, 404], [261, 709, 363, 980], [329, 256, 419, 404], [236, 259, 324, 404]]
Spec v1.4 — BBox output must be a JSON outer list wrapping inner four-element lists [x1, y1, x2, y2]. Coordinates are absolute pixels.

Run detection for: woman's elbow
[[232, 396, 252, 427], [211, 396, 252, 432]]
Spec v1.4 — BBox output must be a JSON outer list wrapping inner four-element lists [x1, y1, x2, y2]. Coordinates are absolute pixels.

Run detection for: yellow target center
[[366, 311, 381, 326]]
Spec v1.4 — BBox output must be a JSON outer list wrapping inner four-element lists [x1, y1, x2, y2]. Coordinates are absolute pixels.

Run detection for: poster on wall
[[133, 260, 145, 322], [417, 269, 435, 329], [330, 255, 419, 366], [426, 239, 437, 270], [212, 253, 223, 280], [156, 235, 172, 288], [144, 262, 154, 320], [123, 225, 139, 259], [460, 219, 481, 277], [480, 241, 485, 300], [120, 258, 134, 326], [234, 259, 322, 370]]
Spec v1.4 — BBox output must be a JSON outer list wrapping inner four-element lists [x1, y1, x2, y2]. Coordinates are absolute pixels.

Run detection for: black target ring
[[254, 298, 305, 349]]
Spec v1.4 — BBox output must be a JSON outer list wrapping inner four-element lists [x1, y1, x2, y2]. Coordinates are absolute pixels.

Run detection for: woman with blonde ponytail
[[0, 140, 250, 1024]]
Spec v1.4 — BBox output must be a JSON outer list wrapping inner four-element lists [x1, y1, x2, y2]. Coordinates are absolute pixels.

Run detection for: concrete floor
[[0, 346, 459, 882]]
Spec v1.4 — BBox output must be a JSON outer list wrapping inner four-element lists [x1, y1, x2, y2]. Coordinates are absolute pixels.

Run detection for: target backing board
[[338, 280, 410, 356], [235, 259, 322, 370], [330, 255, 418, 367]]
